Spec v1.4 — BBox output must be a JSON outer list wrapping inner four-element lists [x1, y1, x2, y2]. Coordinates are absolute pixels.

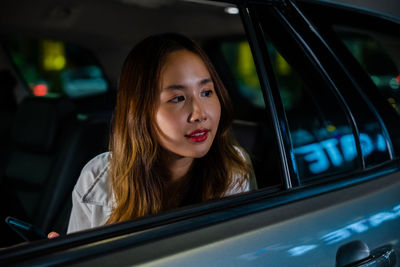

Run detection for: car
[[0, 0, 399, 266]]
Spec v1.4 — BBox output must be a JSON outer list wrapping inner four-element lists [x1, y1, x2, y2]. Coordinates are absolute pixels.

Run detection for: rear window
[[334, 26, 400, 114], [5, 39, 108, 98]]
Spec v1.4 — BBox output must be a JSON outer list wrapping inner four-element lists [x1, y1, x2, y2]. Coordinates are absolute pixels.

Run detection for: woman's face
[[156, 49, 221, 160]]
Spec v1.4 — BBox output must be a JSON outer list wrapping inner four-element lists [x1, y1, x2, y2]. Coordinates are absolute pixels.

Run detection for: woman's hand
[[47, 232, 60, 239]]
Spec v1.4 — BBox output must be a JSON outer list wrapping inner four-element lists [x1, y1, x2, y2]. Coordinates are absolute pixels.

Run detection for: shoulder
[[234, 145, 250, 162], [225, 146, 258, 196], [74, 152, 113, 207]]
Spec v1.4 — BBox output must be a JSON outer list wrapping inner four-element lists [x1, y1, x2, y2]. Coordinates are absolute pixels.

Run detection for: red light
[[396, 74, 400, 84], [33, 84, 48, 96]]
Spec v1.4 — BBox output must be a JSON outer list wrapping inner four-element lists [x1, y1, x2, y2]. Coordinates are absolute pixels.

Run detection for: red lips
[[185, 129, 209, 142]]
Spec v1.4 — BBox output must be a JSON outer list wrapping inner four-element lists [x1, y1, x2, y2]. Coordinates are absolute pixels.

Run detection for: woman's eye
[[201, 90, 213, 97], [169, 95, 185, 103]]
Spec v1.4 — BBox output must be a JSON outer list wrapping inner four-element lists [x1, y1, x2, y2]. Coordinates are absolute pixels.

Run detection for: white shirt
[[67, 151, 256, 234]]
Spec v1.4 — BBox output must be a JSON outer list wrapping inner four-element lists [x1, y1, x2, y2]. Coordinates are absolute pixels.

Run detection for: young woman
[[65, 33, 256, 234]]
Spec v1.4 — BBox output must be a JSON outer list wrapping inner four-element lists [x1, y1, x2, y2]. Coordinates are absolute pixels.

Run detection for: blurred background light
[[33, 84, 48, 96], [42, 40, 66, 71], [224, 6, 239, 14]]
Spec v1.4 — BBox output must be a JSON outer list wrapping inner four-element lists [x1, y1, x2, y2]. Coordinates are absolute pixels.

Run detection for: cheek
[[211, 99, 221, 126], [156, 110, 170, 135], [156, 108, 182, 137]]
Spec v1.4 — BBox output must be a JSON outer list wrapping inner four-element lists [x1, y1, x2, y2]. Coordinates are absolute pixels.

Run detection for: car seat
[[0, 69, 18, 180], [0, 96, 110, 247]]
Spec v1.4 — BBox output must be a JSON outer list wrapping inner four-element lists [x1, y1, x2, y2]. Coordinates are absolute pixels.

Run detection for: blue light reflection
[[237, 204, 400, 262], [288, 245, 318, 256], [288, 203, 400, 257], [294, 133, 387, 174]]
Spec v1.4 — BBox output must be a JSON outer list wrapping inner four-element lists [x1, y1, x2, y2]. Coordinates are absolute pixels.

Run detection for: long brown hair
[[107, 33, 251, 224]]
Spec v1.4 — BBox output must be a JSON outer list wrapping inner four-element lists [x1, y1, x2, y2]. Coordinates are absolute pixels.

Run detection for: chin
[[191, 147, 212, 158], [180, 147, 208, 159]]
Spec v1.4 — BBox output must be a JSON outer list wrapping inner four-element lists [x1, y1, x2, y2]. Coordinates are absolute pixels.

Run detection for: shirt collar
[[81, 162, 114, 208]]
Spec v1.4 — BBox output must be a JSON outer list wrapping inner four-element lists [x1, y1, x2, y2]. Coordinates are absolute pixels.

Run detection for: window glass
[[219, 37, 359, 182], [267, 43, 358, 181], [250, 5, 372, 182], [5, 39, 108, 98], [334, 27, 400, 114], [254, 4, 392, 179], [331, 27, 396, 166]]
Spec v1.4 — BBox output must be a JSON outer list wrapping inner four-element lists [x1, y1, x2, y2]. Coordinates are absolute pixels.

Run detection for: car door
[[0, 0, 399, 266]]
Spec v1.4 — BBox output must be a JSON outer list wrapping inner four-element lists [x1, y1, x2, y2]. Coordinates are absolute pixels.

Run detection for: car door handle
[[336, 240, 396, 267]]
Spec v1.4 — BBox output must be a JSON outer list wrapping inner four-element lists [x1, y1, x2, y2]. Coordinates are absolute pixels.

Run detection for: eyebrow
[[164, 78, 213, 91]]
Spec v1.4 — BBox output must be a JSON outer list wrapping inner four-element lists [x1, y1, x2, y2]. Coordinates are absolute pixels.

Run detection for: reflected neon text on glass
[[294, 133, 387, 174]]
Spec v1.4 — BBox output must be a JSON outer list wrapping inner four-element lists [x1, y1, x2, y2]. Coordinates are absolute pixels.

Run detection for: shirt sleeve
[[67, 187, 92, 234], [66, 152, 111, 234]]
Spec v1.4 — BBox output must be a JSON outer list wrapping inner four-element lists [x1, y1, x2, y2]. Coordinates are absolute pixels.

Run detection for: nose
[[188, 98, 207, 123]]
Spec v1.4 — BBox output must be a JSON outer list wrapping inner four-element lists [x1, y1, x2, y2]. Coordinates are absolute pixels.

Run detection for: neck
[[161, 150, 194, 182], [169, 157, 193, 182]]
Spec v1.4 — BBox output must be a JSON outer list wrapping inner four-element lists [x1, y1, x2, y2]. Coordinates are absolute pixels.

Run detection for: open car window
[[0, 1, 284, 249]]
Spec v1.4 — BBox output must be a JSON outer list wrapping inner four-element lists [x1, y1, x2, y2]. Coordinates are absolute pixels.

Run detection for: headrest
[[232, 120, 259, 154], [11, 96, 75, 152]]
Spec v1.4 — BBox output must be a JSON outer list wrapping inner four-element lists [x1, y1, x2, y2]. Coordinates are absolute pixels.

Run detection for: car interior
[[0, 0, 284, 247]]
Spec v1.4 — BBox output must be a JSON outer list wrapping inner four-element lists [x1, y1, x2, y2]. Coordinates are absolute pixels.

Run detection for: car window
[[247, 5, 365, 183], [265, 40, 359, 182], [334, 27, 400, 120], [253, 3, 391, 184], [293, 3, 399, 169], [220, 36, 361, 183], [334, 27, 400, 97], [333, 27, 400, 167], [0, 1, 287, 249], [5, 39, 108, 98]]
